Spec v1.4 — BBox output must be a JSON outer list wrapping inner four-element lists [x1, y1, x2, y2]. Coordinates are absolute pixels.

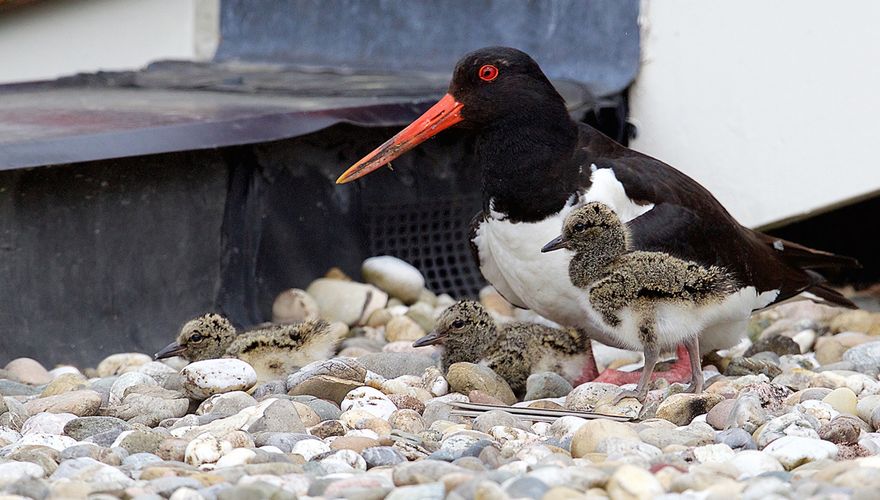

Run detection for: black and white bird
[[337, 46, 858, 385], [543, 202, 741, 401], [155, 313, 345, 381], [412, 300, 591, 397]]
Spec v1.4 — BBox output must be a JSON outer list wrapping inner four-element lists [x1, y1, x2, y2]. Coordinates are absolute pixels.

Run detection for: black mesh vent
[[365, 194, 485, 298]]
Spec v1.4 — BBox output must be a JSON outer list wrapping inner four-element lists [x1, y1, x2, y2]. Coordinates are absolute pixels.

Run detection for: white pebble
[[169, 487, 206, 500], [3, 432, 76, 452], [361, 256, 426, 304], [181, 359, 257, 400], [215, 447, 256, 468], [763, 436, 838, 470], [48, 366, 82, 379], [0, 461, 44, 487], [185, 432, 232, 466], [693, 443, 736, 464], [291, 439, 330, 461], [323, 449, 366, 471], [109, 371, 158, 405], [725, 450, 784, 478], [341, 386, 397, 420], [21, 412, 77, 436]]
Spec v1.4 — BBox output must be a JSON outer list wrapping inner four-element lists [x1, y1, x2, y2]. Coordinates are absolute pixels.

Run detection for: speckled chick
[[155, 313, 344, 381], [542, 202, 738, 402], [413, 301, 591, 396]]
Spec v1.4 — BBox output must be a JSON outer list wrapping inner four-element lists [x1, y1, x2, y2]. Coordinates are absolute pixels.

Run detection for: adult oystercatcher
[[337, 47, 857, 385]]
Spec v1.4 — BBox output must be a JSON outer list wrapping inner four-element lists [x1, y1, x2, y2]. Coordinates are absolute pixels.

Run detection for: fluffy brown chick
[[413, 301, 591, 396], [155, 313, 344, 381]]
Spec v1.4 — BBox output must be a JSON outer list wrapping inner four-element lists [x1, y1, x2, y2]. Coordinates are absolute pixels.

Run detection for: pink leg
[[572, 341, 599, 385], [594, 344, 694, 386]]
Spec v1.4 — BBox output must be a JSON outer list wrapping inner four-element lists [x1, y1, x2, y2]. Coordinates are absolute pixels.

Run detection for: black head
[[542, 202, 623, 253], [154, 313, 236, 361], [449, 46, 566, 128]]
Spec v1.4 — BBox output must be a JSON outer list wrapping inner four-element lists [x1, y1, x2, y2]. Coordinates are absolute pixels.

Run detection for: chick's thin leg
[[684, 335, 704, 394], [595, 344, 692, 386], [612, 343, 660, 404]]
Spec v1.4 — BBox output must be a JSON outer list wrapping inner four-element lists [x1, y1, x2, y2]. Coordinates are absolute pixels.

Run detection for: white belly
[[472, 167, 654, 330], [580, 286, 778, 353], [472, 167, 779, 353]]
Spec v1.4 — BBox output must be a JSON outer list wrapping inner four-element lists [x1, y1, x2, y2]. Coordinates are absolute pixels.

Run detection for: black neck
[[476, 110, 579, 222]]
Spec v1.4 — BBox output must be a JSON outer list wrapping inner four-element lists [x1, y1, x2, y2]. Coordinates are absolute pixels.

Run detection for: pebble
[[842, 341, 880, 375], [306, 278, 388, 325], [23, 390, 102, 417], [524, 372, 573, 401], [446, 363, 516, 405], [1, 259, 878, 498], [5, 358, 52, 385], [361, 256, 425, 304], [762, 435, 838, 469], [655, 393, 724, 426], [181, 359, 258, 400], [822, 387, 858, 415], [272, 288, 320, 322]]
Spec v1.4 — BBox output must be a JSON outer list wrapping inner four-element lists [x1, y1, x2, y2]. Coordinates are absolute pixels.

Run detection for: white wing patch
[[582, 166, 654, 223]]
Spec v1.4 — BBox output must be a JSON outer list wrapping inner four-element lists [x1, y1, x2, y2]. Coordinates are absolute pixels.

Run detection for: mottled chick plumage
[[546, 201, 739, 401], [155, 313, 343, 381], [414, 301, 590, 396]]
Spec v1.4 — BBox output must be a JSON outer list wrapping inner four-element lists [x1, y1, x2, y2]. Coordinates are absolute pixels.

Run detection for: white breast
[[473, 166, 653, 329], [473, 166, 779, 353]]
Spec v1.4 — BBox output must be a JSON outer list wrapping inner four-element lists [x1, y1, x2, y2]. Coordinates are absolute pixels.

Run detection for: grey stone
[[122, 452, 163, 471], [716, 428, 757, 450], [843, 341, 880, 376], [146, 476, 204, 496], [473, 410, 529, 434], [392, 460, 472, 485], [246, 399, 306, 434], [251, 432, 318, 453], [117, 430, 166, 455], [196, 391, 258, 418], [725, 357, 782, 378], [524, 372, 573, 401], [253, 380, 287, 399], [217, 482, 296, 500], [357, 352, 437, 379], [385, 483, 445, 500], [63, 416, 132, 441], [745, 335, 801, 357], [4, 477, 49, 499], [504, 477, 550, 499], [289, 395, 342, 421], [362, 446, 407, 468], [0, 379, 41, 396], [103, 385, 189, 426]]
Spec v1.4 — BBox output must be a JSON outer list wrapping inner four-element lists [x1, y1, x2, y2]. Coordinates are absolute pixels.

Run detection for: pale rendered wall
[[0, 0, 219, 84], [629, 0, 880, 228]]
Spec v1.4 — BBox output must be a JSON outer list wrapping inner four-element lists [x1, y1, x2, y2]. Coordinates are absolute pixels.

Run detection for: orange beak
[[336, 93, 464, 184]]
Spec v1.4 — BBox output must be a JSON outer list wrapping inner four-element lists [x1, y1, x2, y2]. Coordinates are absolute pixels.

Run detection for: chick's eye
[[478, 64, 499, 82], [451, 320, 466, 329], [189, 333, 204, 342], [573, 223, 586, 232]]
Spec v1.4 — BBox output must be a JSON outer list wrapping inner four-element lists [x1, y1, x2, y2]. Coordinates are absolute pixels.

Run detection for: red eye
[[478, 64, 499, 82]]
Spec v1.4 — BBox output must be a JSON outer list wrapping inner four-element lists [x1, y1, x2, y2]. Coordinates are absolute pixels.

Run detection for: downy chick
[[412, 301, 591, 397], [542, 202, 738, 402], [155, 313, 344, 381]]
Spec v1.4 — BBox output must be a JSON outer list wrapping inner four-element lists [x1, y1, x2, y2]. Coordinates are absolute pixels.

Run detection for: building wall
[[0, 0, 218, 84], [629, 0, 880, 228]]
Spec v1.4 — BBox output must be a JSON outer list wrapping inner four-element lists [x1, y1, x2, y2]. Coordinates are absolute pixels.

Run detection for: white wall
[[0, 0, 219, 84], [629, 0, 880, 228]]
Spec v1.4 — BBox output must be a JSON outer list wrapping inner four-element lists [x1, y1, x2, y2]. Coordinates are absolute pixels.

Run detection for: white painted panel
[[629, 0, 880, 228], [0, 0, 219, 84]]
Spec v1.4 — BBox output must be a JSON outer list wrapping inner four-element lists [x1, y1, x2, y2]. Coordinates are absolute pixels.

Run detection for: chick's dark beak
[[154, 341, 186, 360], [541, 235, 569, 253], [412, 330, 445, 348]]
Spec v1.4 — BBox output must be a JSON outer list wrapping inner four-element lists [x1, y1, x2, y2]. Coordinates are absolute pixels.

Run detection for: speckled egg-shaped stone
[[180, 359, 257, 400]]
